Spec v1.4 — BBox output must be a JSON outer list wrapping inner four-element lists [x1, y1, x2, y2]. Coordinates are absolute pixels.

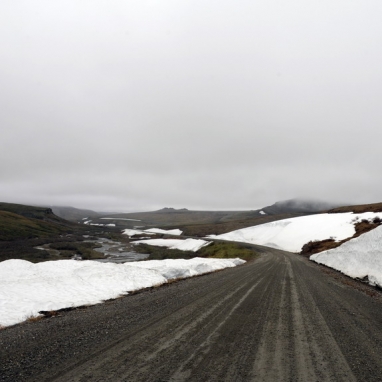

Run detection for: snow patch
[[133, 238, 211, 252], [122, 228, 183, 237], [144, 228, 183, 236], [122, 229, 155, 237]]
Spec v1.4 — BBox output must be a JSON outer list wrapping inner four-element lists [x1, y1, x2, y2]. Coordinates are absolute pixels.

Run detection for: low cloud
[[1, 1, 381, 211]]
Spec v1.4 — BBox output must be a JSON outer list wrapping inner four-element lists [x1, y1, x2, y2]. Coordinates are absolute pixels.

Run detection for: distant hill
[[83, 199, 344, 236], [50, 206, 101, 222], [260, 198, 340, 215], [156, 208, 189, 213]]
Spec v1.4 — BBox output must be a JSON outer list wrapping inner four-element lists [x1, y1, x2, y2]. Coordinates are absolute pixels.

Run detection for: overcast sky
[[1, 1, 381, 212]]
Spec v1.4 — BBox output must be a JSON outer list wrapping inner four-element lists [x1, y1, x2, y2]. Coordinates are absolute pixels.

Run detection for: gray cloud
[[1, 0, 381, 211]]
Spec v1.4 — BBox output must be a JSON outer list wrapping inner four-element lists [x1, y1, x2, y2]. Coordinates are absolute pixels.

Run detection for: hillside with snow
[[209, 212, 382, 253]]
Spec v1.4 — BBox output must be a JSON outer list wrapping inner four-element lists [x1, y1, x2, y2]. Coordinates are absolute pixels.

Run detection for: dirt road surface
[[2, 247, 382, 381]]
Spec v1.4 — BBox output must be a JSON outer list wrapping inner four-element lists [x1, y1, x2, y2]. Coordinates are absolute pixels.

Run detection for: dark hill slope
[[51, 206, 101, 222], [0, 202, 93, 241], [0, 211, 69, 241], [0, 202, 109, 263], [0, 202, 66, 223], [261, 198, 339, 215]]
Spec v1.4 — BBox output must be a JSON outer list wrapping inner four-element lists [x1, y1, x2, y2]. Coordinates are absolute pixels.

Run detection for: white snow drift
[[144, 228, 182, 236], [310, 225, 382, 288], [122, 228, 183, 237], [209, 212, 382, 252], [0, 257, 244, 327], [122, 228, 155, 237], [132, 238, 211, 252]]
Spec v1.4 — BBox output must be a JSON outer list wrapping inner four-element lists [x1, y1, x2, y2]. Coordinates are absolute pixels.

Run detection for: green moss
[[197, 242, 258, 261], [134, 243, 194, 260], [134, 241, 258, 261]]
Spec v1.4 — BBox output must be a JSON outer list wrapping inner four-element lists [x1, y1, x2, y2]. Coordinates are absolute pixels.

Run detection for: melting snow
[[0, 257, 245, 327]]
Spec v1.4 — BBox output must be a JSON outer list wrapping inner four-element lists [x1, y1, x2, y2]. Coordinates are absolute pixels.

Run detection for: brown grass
[[328, 202, 382, 214], [26, 314, 44, 322]]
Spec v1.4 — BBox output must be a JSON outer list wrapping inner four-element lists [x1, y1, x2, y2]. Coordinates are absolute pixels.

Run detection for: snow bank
[[0, 257, 244, 327], [129, 257, 244, 282], [209, 212, 382, 252], [133, 238, 211, 252], [310, 225, 382, 288]]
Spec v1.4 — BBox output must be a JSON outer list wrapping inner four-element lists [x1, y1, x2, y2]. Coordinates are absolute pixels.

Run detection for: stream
[[87, 237, 149, 263], [34, 237, 149, 263]]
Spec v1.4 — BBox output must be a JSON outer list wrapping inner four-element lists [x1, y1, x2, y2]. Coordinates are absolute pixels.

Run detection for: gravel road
[[2, 247, 382, 381]]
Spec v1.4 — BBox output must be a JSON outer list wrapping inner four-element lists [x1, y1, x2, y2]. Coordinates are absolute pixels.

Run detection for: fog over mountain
[[1, 1, 381, 212]]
